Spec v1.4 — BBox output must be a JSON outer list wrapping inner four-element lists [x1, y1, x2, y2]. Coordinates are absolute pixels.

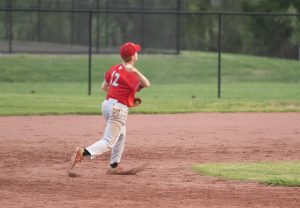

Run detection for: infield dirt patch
[[0, 113, 300, 207]]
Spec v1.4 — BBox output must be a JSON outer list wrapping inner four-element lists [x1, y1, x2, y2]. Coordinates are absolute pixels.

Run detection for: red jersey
[[104, 64, 141, 107]]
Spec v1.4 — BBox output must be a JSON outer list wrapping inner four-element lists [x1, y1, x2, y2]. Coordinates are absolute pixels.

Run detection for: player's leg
[[110, 126, 126, 166], [68, 99, 114, 170], [85, 118, 123, 158], [68, 100, 127, 171], [106, 126, 127, 174], [85, 103, 128, 159]]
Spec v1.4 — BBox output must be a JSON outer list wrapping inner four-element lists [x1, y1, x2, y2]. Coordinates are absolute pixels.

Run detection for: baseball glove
[[133, 97, 142, 107]]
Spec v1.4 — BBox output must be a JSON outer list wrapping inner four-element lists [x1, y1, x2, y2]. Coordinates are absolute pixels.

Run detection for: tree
[[241, 0, 300, 58]]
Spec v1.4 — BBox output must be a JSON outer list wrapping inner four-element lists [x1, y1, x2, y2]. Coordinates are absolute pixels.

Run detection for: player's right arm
[[128, 66, 150, 88], [134, 70, 150, 88]]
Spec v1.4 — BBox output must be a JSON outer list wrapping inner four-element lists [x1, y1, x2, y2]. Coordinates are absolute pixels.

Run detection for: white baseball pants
[[86, 98, 128, 165]]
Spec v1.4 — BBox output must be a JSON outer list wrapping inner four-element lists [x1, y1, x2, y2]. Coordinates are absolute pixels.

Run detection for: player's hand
[[130, 67, 138, 73], [124, 64, 138, 73], [128, 66, 138, 73]]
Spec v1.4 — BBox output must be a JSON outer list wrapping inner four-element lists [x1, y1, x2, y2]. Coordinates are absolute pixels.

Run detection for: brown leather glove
[[133, 97, 142, 107]]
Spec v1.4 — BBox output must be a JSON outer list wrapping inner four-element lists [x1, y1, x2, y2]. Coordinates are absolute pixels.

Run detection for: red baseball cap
[[120, 42, 141, 59]]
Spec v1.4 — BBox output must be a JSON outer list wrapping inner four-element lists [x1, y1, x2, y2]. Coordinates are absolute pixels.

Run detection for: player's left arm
[[101, 80, 109, 92]]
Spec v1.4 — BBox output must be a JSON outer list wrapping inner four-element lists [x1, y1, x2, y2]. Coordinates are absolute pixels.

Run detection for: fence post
[[6, 0, 12, 53], [217, 13, 222, 99], [37, 0, 41, 41], [96, 0, 100, 53], [88, 11, 93, 95], [176, 0, 180, 54], [140, 0, 145, 49], [105, 0, 109, 48], [71, 0, 74, 45]]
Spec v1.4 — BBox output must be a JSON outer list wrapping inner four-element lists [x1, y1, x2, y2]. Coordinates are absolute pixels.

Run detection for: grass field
[[193, 162, 300, 187], [0, 51, 299, 115]]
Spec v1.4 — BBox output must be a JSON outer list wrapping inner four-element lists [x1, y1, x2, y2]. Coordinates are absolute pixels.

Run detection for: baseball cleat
[[106, 164, 148, 175], [68, 147, 84, 170], [106, 166, 125, 175]]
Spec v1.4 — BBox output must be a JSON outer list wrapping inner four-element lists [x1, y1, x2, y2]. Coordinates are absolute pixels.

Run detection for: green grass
[[0, 82, 299, 115], [0, 51, 299, 115], [1, 52, 299, 84], [193, 161, 300, 187]]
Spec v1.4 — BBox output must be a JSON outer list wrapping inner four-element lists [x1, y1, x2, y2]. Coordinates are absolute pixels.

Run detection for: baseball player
[[68, 42, 150, 175]]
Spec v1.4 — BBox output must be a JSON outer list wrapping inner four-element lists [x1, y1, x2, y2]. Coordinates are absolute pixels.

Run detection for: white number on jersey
[[110, 71, 120, 86]]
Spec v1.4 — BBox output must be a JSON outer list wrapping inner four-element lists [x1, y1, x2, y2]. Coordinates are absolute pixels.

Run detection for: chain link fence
[[0, 0, 181, 54]]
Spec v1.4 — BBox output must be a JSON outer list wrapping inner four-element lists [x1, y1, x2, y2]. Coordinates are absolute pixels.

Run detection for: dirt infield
[[0, 113, 300, 208]]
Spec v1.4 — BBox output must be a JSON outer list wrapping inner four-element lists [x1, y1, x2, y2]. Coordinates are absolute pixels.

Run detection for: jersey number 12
[[110, 71, 120, 86]]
